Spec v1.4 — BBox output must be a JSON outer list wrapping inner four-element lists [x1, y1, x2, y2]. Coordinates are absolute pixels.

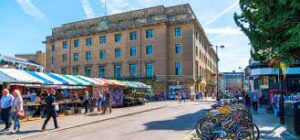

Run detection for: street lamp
[[215, 45, 224, 101]]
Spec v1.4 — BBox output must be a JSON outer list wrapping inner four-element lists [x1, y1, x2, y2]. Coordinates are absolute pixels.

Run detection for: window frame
[[86, 37, 92, 46], [175, 44, 182, 54], [99, 65, 106, 78], [74, 53, 80, 61], [63, 41, 68, 49], [146, 44, 154, 55], [115, 48, 121, 58], [100, 50, 106, 60], [130, 46, 137, 57], [130, 31, 137, 41], [129, 64, 137, 77], [100, 35, 106, 44], [115, 33, 122, 43], [74, 39, 79, 48], [175, 61, 182, 75], [175, 27, 181, 37], [146, 63, 154, 77], [86, 51, 92, 61], [114, 64, 121, 78], [146, 29, 153, 39]]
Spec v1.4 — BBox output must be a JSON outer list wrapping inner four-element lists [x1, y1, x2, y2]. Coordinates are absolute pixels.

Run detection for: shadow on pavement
[[143, 109, 207, 131]]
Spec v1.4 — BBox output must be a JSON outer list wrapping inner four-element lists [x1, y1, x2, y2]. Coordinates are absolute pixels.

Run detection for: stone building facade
[[44, 4, 218, 93], [15, 50, 46, 69]]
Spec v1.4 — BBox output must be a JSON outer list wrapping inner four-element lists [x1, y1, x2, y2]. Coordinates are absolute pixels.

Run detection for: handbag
[[17, 110, 25, 117]]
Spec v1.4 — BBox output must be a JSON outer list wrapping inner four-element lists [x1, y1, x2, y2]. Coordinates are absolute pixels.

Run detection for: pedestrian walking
[[83, 90, 90, 114], [244, 92, 251, 111], [97, 92, 103, 112], [0, 89, 14, 132], [182, 91, 187, 103], [251, 91, 259, 113], [41, 90, 59, 131], [11, 90, 24, 133]]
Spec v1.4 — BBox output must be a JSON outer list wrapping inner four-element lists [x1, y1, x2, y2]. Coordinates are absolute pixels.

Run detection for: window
[[130, 47, 137, 57], [115, 48, 121, 58], [63, 41, 68, 49], [96, 66, 105, 78], [100, 50, 105, 60], [146, 45, 153, 55], [85, 67, 91, 77], [100, 36, 106, 44], [175, 27, 181, 37], [175, 44, 182, 54], [73, 67, 79, 75], [86, 51, 92, 61], [115, 34, 121, 42], [62, 68, 67, 74], [51, 57, 55, 64], [114, 64, 121, 78], [130, 31, 137, 40], [51, 44, 55, 51], [62, 54, 67, 62], [175, 62, 182, 75], [86, 37, 92, 46], [74, 53, 80, 61], [74, 40, 79, 48], [146, 63, 154, 77], [146, 29, 153, 39], [195, 46, 198, 56], [147, 16, 153, 23], [129, 64, 137, 77]]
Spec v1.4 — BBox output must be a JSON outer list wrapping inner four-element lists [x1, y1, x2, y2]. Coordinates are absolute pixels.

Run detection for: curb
[[18, 105, 166, 140]]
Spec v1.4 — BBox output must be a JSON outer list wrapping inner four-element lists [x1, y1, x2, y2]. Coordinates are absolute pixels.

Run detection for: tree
[[234, 0, 300, 66]]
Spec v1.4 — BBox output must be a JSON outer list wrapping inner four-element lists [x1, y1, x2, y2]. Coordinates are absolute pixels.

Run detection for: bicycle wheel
[[237, 122, 260, 140], [198, 117, 218, 140]]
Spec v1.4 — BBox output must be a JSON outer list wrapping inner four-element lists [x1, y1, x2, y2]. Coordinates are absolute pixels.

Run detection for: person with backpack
[[251, 90, 259, 113]]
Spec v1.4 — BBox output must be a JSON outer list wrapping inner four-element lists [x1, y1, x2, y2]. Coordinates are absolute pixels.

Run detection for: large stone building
[[44, 4, 218, 93], [0, 54, 43, 72]]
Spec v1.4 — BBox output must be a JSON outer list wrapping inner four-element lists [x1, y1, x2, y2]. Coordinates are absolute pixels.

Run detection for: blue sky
[[0, 0, 250, 72]]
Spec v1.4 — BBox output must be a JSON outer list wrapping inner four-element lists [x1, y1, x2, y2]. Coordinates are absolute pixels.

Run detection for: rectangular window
[[129, 64, 137, 77], [146, 29, 153, 39], [51, 44, 55, 51], [63, 41, 68, 49], [62, 69, 67, 74], [175, 62, 182, 75], [115, 48, 121, 58], [130, 47, 137, 57], [51, 57, 54, 64], [74, 40, 79, 48], [114, 64, 121, 78], [100, 50, 105, 60], [146, 45, 153, 55], [62, 54, 67, 62], [100, 36, 106, 44], [146, 63, 154, 77], [86, 37, 92, 46], [86, 51, 92, 61], [147, 17, 153, 23], [73, 67, 79, 75], [175, 27, 181, 37], [115, 34, 122, 43], [85, 67, 91, 77], [130, 31, 137, 40], [175, 44, 182, 54], [99, 66, 105, 78], [74, 53, 79, 61]]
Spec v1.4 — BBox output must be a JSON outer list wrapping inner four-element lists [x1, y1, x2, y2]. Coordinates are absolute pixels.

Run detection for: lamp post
[[215, 45, 224, 101]]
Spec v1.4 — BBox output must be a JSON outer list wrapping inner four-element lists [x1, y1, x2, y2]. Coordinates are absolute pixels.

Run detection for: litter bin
[[285, 101, 300, 135]]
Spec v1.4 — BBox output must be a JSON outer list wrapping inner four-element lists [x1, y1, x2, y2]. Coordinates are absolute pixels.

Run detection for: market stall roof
[[0, 69, 43, 83], [0, 70, 17, 83], [61, 75, 91, 86], [26, 71, 64, 85], [75, 75, 108, 86], [91, 78, 111, 86], [45, 73, 72, 85], [122, 81, 151, 89], [106, 79, 127, 86]]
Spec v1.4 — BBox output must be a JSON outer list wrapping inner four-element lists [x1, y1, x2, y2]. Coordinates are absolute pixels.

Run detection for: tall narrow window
[[100, 50, 105, 60], [85, 67, 91, 77], [146, 45, 153, 55], [51, 57, 55, 64], [130, 47, 137, 57], [130, 31, 137, 40], [86, 37, 92, 46], [175, 62, 182, 75], [99, 66, 105, 78], [129, 64, 137, 77], [62, 54, 67, 62], [74, 53, 79, 61], [146, 29, 153, 39], [73, 67, 79, 75], [175, 27, 181, 37], [51, 44, 55, 51], [100, 36, 106, 44], [63, 41, 68, 49], [74, 39, 79, 48], [175, 44, 182, 54], [114, 64, 121, 78], [115, 48, 121, 58], [146, 63, 154, 77], [86, 51, 92, 61], [115, 34, 122, 43]]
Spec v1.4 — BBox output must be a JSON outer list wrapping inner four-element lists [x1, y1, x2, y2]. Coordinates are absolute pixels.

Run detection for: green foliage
[[234, 0, 300, 65]]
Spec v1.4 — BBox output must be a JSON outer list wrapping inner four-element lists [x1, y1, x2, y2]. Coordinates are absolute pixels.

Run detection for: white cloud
[[203, 0, 239, 26], [15, 0, 47, 21], [80, 0, 96, 19]]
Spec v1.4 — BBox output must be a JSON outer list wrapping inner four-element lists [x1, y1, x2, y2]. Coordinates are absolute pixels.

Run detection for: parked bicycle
[[195, 99, 259, 140]]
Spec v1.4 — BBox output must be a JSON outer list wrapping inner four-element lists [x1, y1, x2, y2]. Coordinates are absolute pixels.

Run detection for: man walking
[[83, 90, 90, 114], [41, 90, 59, 131], [251, 91, 259, 113], [0, 89, 14, 132]]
